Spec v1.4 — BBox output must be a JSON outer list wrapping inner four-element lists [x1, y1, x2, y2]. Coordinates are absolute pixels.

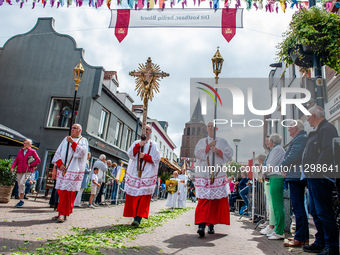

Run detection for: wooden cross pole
[[129, 57, 169, 177]]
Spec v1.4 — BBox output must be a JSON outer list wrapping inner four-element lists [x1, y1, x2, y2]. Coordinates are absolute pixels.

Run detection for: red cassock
[[123, 194, 152, 218], [195, 197, 230, 225], [57, 190, 77, 216]]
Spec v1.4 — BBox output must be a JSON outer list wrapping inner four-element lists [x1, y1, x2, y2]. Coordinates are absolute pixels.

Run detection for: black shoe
[[15, 195, 20, 199], [24, 195, 29, 200], [197, 224, 205, 237], [208, 224, 214, 234], [131, 220, 139, 227], [303, 243, 324, 253], [317, 247, 340, 255]]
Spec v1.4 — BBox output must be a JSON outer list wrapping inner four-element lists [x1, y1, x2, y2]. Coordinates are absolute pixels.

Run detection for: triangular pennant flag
[[115, 9, 130, 43], [221, 8, 236, 42]]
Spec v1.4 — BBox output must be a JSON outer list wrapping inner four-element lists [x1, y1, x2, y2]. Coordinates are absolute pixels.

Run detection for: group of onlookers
[[260, 106, 338, 255], [228, 106, 339, 255]]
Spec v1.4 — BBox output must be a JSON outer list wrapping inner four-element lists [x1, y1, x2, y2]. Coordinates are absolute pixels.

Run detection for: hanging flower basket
[[276, 7, 340, 73], [288, 45, 313, 68], [302, 44, 313, 54]]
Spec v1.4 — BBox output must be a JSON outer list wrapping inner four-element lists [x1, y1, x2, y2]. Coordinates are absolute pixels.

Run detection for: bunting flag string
[[109, 8, 243, 42], [0, 0, 313, 12]]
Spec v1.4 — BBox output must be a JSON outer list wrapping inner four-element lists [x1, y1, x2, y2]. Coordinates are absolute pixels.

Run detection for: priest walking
[[194, 122, 233, 237], [52, 124, 88, 223], [123, 124, 161, 227]]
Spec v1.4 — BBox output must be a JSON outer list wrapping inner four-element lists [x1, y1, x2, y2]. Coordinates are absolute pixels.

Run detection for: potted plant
[[0, 159, 17, 203], [276, 7, 340, 73], [82, 185, 91, 202]]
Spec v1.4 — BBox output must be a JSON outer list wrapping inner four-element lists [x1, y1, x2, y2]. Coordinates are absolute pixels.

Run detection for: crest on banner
[[166, 180, 178, 194]]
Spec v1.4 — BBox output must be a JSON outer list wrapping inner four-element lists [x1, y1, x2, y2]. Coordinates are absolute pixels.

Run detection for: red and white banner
[[109, 8, 243, 43]]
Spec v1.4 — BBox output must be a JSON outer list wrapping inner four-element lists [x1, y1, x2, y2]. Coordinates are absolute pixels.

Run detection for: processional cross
[[129, 57, 169, 177]]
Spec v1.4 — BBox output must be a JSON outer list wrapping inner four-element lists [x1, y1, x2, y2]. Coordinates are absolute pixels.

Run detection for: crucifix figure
[[129, 57, 169, 177]]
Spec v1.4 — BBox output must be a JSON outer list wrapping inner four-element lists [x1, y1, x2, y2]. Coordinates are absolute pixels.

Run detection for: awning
[[160, 157, 181, 171], [0, 124, 40, 149]]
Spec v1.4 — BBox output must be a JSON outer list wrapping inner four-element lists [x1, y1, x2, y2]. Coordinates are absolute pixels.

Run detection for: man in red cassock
[[194, 122, 233, 237], [123, 124, 161, 227], [52, 124, 88, 223]]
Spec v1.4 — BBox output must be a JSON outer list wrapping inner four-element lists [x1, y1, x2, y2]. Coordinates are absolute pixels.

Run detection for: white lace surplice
[[194, 136, 233, 200], [124, 140, 161, 197], [52, 137, 88, 192]]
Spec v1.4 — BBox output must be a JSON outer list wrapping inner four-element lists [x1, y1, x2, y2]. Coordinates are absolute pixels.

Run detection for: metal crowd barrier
[[100, 179, 126, 206], [250, 179, 267, 226], [239, 178, 267, 226]]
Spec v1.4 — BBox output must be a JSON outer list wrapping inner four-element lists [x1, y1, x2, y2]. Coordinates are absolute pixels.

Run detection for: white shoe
[[268, 233, 285, 240], [74, 205, 81, 207], [259, 222, 268, 229], [260, 226, 274, 236], [266, 231, 275, 237], [89, 204, 96, 209]]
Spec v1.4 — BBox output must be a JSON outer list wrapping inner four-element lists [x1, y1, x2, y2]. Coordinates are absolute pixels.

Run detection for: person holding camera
[[11, 139, 41, 207]]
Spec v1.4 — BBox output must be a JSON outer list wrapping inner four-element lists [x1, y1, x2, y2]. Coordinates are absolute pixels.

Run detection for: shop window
[[125, 128, 132, 151], [114, 121, 123, 147], [47, 98, 80, 128], [98, 109, 110, 140]]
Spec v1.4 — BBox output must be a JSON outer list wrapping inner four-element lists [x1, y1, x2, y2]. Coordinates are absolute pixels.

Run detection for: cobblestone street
[[0, 195, 316, 254]]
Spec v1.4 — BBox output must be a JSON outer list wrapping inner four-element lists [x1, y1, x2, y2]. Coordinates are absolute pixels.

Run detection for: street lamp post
[[308, 0, 324, 108], [211, 47, 224, 184], [134, 108, 143, 141], [233, 139, 241, 163], [64, 61, 85, 166]]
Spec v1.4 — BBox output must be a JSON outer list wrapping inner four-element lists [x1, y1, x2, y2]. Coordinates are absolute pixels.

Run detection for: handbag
[[26, 156, 36, 173]]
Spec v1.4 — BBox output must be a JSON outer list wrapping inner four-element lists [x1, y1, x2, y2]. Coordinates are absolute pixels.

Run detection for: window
[[47, 98, 80, 128], [125, 128, 132, 151], [197, 127, 200, 135], [192, 128, 195, 135], [154, 136, 157, 143], [187, 128, 190, 135], [159, 141, 162, 153], [167, 149, 169, 159], [98, 109, 110, 140], [114, 121, 123, 147], [163, 145, 166, 157]]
